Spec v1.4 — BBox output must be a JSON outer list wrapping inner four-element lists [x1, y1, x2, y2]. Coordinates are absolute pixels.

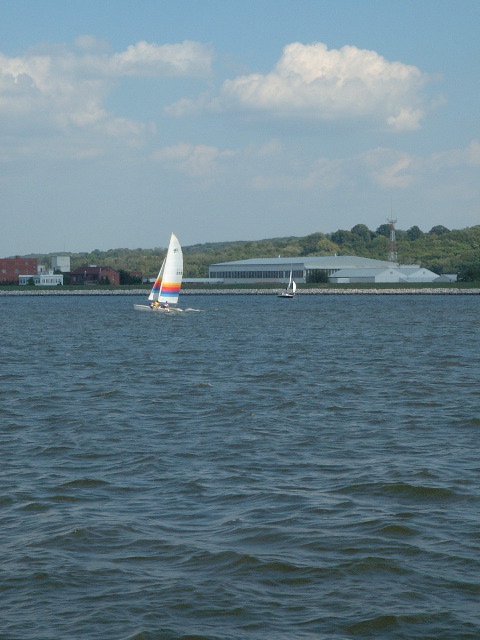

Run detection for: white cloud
[[213, 42, 429, 131], [74, 35, 109, 53], [431, 139, 480, 168], [466, 140, 480, 166], [164, 93, 210, 117], [148, 138, 479, 200], [152, 142, 235, 177], [0, 39, 213, 154], [106, 40, 213, 77], [362, 148, 417, 187], [256, 138, 283, 157], [251, 157, 344, 191]]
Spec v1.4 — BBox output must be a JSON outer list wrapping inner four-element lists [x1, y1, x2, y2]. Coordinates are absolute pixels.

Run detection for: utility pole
[[388, 217, 398, 263]]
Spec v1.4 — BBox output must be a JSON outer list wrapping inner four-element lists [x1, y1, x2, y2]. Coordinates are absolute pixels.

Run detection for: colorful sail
[[157, 233, 183, 304]]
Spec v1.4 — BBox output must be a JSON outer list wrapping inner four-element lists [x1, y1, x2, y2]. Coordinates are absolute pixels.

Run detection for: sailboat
[[277, 269, 296, 298], [134, 233, 183, 312]]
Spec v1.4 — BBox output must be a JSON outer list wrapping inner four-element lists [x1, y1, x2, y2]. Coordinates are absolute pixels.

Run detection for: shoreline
[[1, 287, 479, 296]]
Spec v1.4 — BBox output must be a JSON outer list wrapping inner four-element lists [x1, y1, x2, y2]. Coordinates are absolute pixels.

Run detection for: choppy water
[[1, 294, 479, 640]]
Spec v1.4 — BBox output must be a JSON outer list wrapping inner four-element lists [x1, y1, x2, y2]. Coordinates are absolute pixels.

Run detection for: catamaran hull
[[134, 304, 183, 313]]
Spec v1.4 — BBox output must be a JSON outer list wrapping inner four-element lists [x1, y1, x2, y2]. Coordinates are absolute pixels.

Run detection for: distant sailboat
[[278, 269, 296, 298], [134, 233, 183, 312]]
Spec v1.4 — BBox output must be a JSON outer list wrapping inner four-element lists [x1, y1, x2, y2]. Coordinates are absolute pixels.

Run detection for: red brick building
[[0, 257, 38, 283], [70, 265, 120, 286]]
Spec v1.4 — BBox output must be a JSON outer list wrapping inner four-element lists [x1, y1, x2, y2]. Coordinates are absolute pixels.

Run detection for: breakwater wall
[[1, 288, 479, 296]]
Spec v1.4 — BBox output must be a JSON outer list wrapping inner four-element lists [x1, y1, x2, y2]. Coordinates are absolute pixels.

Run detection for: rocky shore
[[1, 287, 479, 296]]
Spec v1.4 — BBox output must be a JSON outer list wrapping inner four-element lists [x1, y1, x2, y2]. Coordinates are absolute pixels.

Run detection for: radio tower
[[388, 217, 398, 263]]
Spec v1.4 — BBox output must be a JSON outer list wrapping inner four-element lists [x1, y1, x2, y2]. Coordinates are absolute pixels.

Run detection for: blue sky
[[1, 0, 478, 255]]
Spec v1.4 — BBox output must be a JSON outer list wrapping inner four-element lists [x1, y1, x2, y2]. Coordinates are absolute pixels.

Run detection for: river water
[[1, 294, 479, 640]]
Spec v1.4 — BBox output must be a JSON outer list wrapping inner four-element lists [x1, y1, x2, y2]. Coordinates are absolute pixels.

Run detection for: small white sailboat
[[278, 269, 296, 298], [134, 233, 184, 312]]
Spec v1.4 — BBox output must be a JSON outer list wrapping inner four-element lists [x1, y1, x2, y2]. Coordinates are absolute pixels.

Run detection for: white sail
[[148, 258, 166, 302], [278, 268, 296, 298]]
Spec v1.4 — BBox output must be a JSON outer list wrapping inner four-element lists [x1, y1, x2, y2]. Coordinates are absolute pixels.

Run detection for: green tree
[[119, 269, 142, 285], [300, 232, 337, 255], [24, 225, 480, 283], [429, 225, 450, 235], [407, 225, 424, 240], [369, 235, 390, 258], [330, 229, 354, 245], [306, 269, 329, 283], [351, 224, 373, 243], [457, 264, 480, 282], [375, 224, 391, 238]]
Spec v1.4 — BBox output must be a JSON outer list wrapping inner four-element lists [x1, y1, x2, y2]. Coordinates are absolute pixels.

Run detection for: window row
[[210, 270, 303, 279]]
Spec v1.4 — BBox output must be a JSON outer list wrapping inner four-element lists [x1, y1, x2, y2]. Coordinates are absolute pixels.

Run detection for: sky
[[0, 0, 479, 256]]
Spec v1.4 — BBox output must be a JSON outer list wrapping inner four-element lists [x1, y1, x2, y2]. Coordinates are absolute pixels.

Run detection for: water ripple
[[1, 295, 479, 639]]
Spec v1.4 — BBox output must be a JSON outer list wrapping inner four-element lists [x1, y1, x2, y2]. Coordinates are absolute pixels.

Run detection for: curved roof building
[[209, 255, 399, 284]]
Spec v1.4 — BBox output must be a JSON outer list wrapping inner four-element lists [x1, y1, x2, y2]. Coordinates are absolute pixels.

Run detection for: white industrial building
[[18, 255, 68, 286], [51, 255, 71, 272], [209, 256, 449, 284], [328, 266, 453, 284]]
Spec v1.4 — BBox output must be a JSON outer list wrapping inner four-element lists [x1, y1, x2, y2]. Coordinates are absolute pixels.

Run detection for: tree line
[[35, 223, 480, 282]]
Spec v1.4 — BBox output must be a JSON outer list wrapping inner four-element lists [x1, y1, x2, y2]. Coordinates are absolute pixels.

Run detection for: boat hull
[[277, 293, 295, 298], [134, 304, 183, 313]]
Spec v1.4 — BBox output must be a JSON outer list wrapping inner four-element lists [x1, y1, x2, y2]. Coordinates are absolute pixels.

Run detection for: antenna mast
[[387, 217, 398, 263]]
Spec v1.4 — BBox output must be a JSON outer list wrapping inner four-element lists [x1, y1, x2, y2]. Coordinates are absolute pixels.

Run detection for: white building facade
[[19, 271, 64, 286]]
